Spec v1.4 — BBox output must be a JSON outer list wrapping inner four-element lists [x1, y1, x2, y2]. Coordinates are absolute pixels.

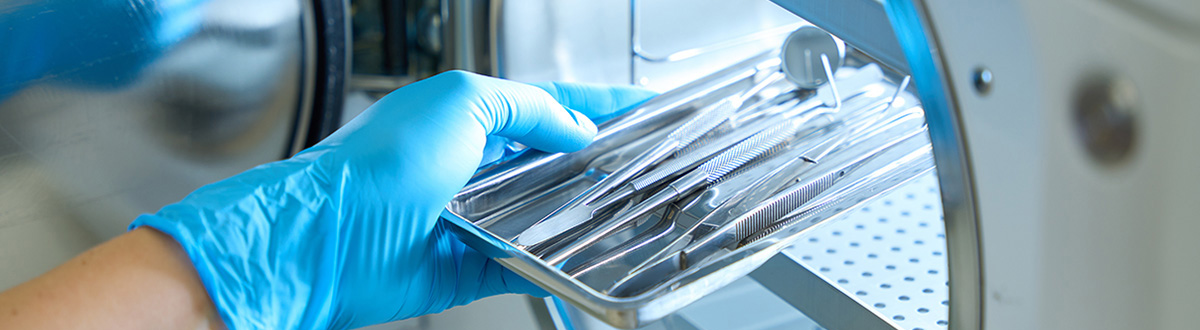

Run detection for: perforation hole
[[787, 173, 947, 329]]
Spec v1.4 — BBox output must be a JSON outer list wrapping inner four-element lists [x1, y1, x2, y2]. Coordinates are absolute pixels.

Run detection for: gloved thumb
[[451, 241, 551, 307]]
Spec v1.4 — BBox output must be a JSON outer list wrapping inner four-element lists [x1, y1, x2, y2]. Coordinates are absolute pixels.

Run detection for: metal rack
[[551, 172, 948, 330]]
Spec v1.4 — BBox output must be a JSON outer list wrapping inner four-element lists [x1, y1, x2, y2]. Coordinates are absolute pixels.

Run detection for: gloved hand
[[130, 70, 657, 329], [1, 0, 205, 100]]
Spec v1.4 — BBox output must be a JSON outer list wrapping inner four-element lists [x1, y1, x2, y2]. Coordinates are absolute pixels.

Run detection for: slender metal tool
[[538, 53, 849, 263], [606, 133, 933, 296], [620, 128, 846, 273], [600, 65, 886, 207], [567, 92, 907, 283], [514, 99, 737, 247], [515, 71, 786, 247], [587, 53, 854, 214], [541, 117, 806, 265], [738, 143, 935, 246], [607, 107, 927, 291], [606, 121, 928, 296]]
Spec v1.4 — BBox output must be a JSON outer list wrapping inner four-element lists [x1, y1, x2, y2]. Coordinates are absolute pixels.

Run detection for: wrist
[[130, 157, 339, 329]]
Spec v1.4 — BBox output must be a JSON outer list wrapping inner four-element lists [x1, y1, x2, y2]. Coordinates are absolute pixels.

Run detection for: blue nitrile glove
[[1, 0, 205, 100], [476, 80, 648, 166], [129, 70, 657, 330]]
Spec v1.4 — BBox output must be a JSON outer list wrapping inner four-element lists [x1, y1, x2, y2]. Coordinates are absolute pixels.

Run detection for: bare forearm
[[0, 228, 224, 329]]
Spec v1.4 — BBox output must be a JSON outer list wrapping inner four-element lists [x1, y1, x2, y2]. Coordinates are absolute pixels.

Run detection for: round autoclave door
[[0, 0, 347, 283]]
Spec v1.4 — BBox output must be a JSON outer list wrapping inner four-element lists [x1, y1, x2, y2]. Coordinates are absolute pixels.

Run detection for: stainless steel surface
[[882, 1, 984, 328], [441, 0, 499, 76], [549, 276, 827, 330], [631, 2, 802, 64], [781, 27, 847, 88], [971, 68, 993, 97], [751, 172, 947, 330], [753, 255, 899, 330], [516, 97, 740, 249], [520, 71, 790, 250], [1073, 74, 1139, 165], [629, 0, 803, 91], [349, 0, 803, 93], [770, 0, 908, 74], [564, 83, 909, 290], [606, 129, 931, 297], [528, 61, 842, 261], [540, 118, 805, 265], [442, 51, 930, 328], [0, 0, 345, 287], [564, 82, 912, 291], [348, 0, 497, 92]]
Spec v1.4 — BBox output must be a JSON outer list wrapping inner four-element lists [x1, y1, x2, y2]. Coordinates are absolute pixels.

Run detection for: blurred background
[[0, 0, 818, 329]]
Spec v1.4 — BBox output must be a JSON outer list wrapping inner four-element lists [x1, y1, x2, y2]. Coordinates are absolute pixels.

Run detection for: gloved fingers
[[478, 136, 510, 167], [467, 247, 552, 299], [472, 80, 657, 167], [443, 71, 597, 153], [529, 81, 659, 124], [440, 223, 550, 307]]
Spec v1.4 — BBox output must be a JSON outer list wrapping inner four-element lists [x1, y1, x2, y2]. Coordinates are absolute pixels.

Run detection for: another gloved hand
[[1, 0, 205, 100], [130, 70, 657, 329]]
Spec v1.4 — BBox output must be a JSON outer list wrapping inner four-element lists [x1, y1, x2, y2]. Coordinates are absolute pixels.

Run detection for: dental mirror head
[[781, 26, 846, 89]]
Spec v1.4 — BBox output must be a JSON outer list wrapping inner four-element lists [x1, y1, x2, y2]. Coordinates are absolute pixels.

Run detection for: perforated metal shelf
[[782, 171, 948, 330], [552, 172, 948, 330]]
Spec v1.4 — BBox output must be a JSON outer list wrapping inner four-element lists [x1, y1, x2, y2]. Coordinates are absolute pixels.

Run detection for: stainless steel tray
[[440, 51, 932, 329]]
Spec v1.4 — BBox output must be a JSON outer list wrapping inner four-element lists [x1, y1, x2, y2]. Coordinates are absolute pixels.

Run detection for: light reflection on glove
[[130, 70, 656, 329]]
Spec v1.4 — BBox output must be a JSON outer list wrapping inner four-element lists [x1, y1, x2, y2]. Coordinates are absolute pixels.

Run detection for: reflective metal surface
[[882, 1, 984, 329], [770, 0, 909, 73], [1073, 74, 1139, 165], [0, 0, 343, 285], [441, 50, 930, 329]]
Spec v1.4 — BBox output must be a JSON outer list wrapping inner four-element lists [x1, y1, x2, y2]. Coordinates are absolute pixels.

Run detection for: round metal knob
[[973, 67, 993, 96], [1073, 74, 1139, 165]]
